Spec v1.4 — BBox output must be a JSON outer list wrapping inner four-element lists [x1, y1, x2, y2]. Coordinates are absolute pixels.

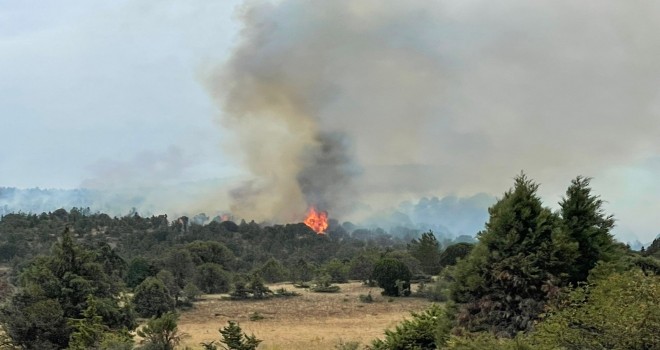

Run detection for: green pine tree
[[560, 176, 617, 284], [451, 173, 577, 336]]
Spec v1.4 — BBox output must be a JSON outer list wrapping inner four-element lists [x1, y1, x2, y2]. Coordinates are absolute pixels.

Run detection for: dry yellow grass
[[177, 281, 432, 349]]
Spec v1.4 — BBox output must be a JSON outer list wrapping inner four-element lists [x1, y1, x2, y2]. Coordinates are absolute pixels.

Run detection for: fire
[[304, 206, 328, 234]]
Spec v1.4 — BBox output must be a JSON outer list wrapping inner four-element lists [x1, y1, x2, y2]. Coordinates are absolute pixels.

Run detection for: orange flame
[[304, 207, 328, 234]]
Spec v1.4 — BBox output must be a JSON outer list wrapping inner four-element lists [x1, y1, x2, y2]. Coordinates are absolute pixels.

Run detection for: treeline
[[0, 206, 471, 283], [0, 202, 474, 348], [0, 174, 658, 349], [369, 174, 660, 349]]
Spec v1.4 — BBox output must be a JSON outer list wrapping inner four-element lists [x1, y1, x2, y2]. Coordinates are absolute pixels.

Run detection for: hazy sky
[[1, 1, 659, 242]]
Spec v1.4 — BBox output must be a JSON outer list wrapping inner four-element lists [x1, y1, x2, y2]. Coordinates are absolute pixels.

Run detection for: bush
[[359, 292, 374, 303], [133, 277, 175, 318], [372, 258, 412, 296], [531, 270, 660, 349], [311, 274, 341, 293], [219, 320, 262, 350], [369, 304, 452, 350], [194, 263, 231, 294], [248, 312, 265, 321], [273, 288, 300, 297], [439, 242, 473, 268], [136, 312, 186, 350]]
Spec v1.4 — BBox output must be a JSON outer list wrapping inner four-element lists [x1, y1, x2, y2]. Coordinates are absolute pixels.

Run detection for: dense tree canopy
[[451, 174, 578, 336], [0, 230, 135, 349]]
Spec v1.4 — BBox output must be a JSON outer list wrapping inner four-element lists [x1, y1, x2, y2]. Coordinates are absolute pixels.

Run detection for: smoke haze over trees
[[2, 0, 660, 243]]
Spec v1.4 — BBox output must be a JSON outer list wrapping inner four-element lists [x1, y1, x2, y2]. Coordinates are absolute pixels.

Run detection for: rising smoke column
[[207, 0, 660, 223]]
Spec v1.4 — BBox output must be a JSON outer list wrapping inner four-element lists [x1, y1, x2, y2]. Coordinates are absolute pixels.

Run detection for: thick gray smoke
[[206, 0, 660, 224]]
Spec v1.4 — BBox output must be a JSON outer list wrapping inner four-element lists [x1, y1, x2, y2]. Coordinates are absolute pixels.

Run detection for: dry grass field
[[177, 281, 433, 349]]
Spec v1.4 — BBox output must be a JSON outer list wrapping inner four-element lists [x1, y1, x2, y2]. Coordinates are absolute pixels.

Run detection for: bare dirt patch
[[178, 281, 432, 349]]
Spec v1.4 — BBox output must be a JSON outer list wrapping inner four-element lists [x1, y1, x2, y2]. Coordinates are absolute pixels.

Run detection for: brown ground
[[177, 281, 432, 350]]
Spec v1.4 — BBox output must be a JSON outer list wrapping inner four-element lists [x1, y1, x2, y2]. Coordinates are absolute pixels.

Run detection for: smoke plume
[[206, 0, 660, 223]]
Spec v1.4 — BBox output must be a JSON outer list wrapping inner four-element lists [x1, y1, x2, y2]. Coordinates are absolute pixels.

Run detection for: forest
[[0, 174, 658, 349]]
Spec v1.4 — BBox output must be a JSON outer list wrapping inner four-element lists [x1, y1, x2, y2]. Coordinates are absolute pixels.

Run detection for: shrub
[[273, 288, 300, 297], [359, 291, 374, 303], [311, 274, 341, 293], [369, 304, 452, 350], [531, 270, 660, 349], [133, 277, 175, 318], [194, 263, 231, 294], [248, 312, 264, 321], [137, 312, 186, 350], [372, 258, 412, 297], [219, 320, 262, 350]]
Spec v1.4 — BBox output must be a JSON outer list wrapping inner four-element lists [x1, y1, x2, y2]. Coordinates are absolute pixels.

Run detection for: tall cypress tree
[[560, 176, 616, 284], [451, 173, 577, 336]]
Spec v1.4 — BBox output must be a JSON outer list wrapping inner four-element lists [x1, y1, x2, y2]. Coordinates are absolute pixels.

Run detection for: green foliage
[[185, 241, 235, 268], [194, 263, 232, 294], [133, 277, 175, 318], [291, 258, 314, 283], [137, 312, 186, 350], [348, 252, 378, 283], [160, 249, 195, 294], [369, 304, 451, 350], [67, 296, 129, 350], [248, 274, 272, 299], [259, 258, 289, 283], [230, 274, 273, 300], [200, 341, 219, 350], [372, 258, 412, 297], [126, 257, 157, 289], [273, 287, 300, 297], [359, 291, 374, 303], [311, 274, 341, 293], [322, 258, 350, 283], [445, 333, 534, 350], [439, 242, 473, 268], [644, 236, 660, 259], [408, 231, 442, 275], [218, 320, 262, 350], [560, 176, 617, 284], [182, 282, 202, 302], [0, 230, 135, 349], [248, 312, 264, 321], [418, 273, 450, 302], [531, 270, 660, 349], [450, 173, 577, 336]]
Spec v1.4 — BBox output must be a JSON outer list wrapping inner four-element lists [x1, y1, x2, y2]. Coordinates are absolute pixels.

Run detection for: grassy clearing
[[177, 281, 432, 349]]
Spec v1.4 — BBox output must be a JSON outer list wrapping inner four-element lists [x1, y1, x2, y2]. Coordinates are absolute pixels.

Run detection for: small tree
[[248, 274, 272, 299], [259, 258, 289, 283], [372, 258, 412, 296], [408, 231, 442, 275], [194, 263, 232, 294], [560, 176, 617, 284], [438, 242, 473, 268], [137, 312, 185, 350], [133, 277, 175, 318], [219, 321, 262, 350], [370, 304, 452, 350]]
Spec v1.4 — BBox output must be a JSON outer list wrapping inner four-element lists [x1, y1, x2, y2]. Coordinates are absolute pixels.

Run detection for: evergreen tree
[[0, 229, 135, 349], [137, 312, 185, 350], [219, 321, 262, 350], [372, 258, 412, 296], [451, 173, 577, 336], [408, 231, 442, 275], [132, 277, 175, 318], [560, 176, 617, 284]]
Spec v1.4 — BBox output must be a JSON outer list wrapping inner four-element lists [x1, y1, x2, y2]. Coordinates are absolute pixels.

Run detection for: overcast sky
[[1, 1, 659, 242]]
